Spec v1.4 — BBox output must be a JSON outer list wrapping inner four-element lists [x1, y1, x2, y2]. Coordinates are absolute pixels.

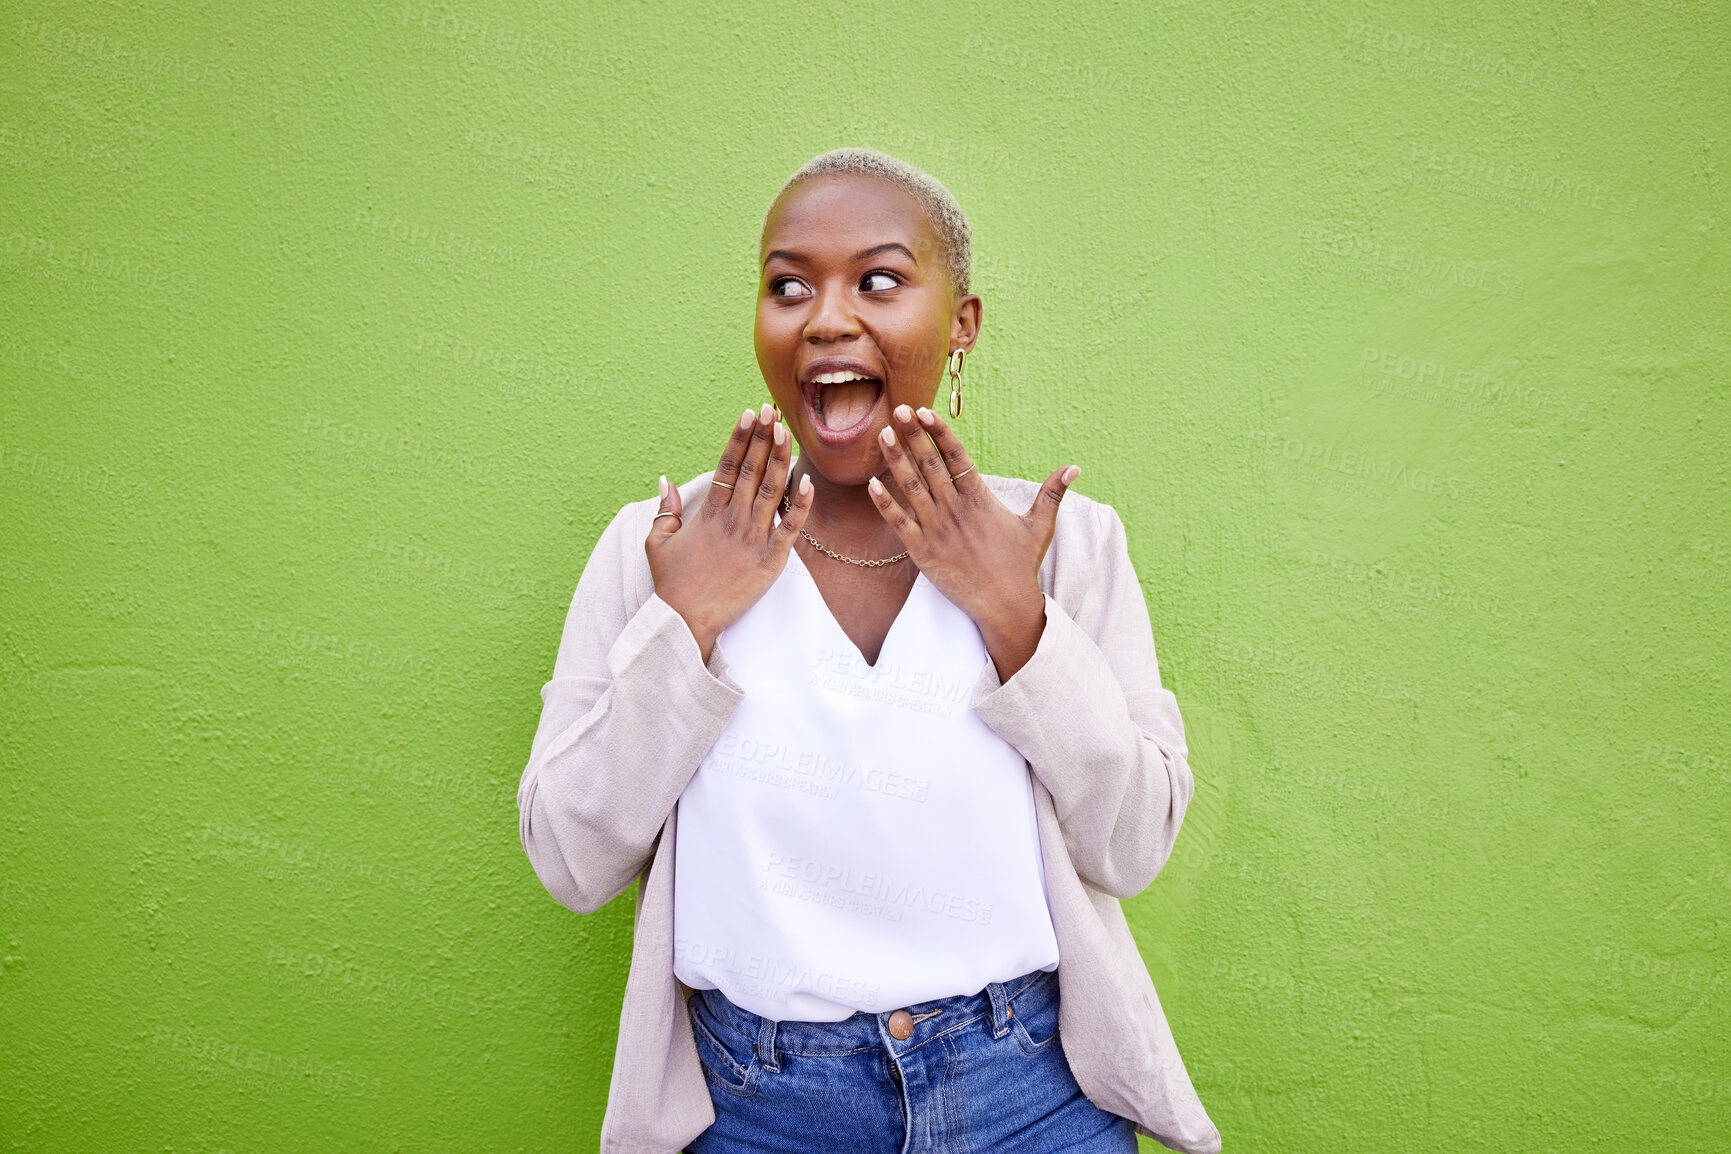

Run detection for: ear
[[950, 293, 983, 353]]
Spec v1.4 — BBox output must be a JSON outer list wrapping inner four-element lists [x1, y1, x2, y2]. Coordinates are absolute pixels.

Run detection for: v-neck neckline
[[782, 534, 927, 672]]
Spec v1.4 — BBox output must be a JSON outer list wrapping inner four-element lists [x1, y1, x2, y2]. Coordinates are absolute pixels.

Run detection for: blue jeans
[[684, 966, 1138, 1153]]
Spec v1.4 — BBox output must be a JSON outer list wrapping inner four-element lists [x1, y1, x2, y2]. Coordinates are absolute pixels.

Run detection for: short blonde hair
[[766, 147, 972, 295]]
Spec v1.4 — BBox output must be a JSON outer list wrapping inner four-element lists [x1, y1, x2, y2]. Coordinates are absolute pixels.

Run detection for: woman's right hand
[[646, 402, 814, 662]]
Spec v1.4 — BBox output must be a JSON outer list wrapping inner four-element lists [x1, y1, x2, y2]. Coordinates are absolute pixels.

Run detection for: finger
[[876, 423, 935, 525], [893, 404, 955, 508], [752, 415, 793, 534], [705, 408, 757, 513], [771, 471, 815, 552], [913, 406, 984, 499], [1024, 465, 1081, 536], [648, 474, 683, 545], [867, 474, 924, 546], [729, 402, 777, 522]]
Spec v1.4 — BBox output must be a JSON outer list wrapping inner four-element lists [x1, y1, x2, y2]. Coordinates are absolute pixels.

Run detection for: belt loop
[[986, 980, 1011, 1038], [756, 1012, 780, 1072]]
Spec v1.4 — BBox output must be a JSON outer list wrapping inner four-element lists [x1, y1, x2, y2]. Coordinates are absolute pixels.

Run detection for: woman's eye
[[770, 278, 811, 298], [862, 271, 899, 292]]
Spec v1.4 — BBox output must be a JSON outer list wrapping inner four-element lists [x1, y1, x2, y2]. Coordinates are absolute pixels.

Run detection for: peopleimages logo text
[[762, 852, 995, 925]]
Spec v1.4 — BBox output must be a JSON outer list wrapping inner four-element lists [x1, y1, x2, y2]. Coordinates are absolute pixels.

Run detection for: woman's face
[[756, 173, 981, 486]]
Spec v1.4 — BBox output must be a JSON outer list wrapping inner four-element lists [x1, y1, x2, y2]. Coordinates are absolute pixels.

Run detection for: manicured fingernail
[[916, 407, 936, 426], [868, 476, 884, 493], [879, 426, 895, 446], [774, 423, 787, 446], [659, 474, 668, 498], [740, 409, 754, 430], [759, 402, 775, 424], [1063, 465, 1081, 484], [895, 403, 914, 422], [799, 473, 812, 495]]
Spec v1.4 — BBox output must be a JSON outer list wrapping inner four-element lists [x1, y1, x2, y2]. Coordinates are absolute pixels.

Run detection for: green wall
[[3, 2, 1726, 1150]]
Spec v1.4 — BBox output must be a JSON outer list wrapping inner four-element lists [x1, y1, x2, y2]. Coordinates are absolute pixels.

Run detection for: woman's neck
[[788, 458, 908, 560]]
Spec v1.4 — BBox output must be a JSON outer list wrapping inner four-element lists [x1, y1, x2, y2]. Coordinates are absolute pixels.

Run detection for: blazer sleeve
[[970, 500, 1194, 900], [516, 496, 746, 915]]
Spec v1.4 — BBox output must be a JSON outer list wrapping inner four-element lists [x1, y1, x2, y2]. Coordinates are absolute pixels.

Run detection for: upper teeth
[[812, 371, 872, 384]]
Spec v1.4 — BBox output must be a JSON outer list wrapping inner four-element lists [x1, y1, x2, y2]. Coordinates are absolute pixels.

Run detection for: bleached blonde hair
[[765, 147, 972, 295]]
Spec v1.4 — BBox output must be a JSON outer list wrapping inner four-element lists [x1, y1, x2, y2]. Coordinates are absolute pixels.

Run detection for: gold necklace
[[781, 490, 910, 568]]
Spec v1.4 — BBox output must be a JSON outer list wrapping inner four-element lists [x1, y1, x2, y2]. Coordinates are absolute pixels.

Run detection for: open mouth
[[802, 368, 885, 445]]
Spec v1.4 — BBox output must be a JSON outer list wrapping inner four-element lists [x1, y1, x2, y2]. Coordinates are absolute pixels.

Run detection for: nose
[[802, 280, 862, 344]]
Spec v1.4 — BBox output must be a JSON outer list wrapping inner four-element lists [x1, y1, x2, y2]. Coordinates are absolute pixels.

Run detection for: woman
[[517, 149, 1220, 1154]]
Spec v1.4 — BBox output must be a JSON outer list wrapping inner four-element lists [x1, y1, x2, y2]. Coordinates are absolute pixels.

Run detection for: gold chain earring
[[947, 348, 967, 419]]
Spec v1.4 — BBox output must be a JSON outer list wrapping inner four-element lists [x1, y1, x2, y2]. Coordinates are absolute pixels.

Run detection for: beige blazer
[[517, 472, 1222, 1154]]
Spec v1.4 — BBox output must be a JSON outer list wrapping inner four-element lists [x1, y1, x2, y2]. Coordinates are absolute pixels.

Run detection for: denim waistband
[[693, 966, 1057, 1073]]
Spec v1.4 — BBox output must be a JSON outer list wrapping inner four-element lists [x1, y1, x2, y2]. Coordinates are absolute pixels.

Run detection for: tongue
[[819, 380, 880, 430]]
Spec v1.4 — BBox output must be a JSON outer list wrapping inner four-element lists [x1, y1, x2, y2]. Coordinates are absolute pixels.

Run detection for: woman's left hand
[[869, 404, 1080, 680]]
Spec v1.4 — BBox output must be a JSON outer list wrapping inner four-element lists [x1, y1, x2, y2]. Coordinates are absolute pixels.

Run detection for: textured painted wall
[[3, 2, 1727, 1151]]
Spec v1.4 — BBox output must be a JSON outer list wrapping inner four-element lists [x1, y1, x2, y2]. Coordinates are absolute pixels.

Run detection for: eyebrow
[[762, 242, 919, 268]]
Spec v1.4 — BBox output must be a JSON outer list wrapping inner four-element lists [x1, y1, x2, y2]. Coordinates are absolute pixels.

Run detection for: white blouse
[[671, 543, 1061, 1022]]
